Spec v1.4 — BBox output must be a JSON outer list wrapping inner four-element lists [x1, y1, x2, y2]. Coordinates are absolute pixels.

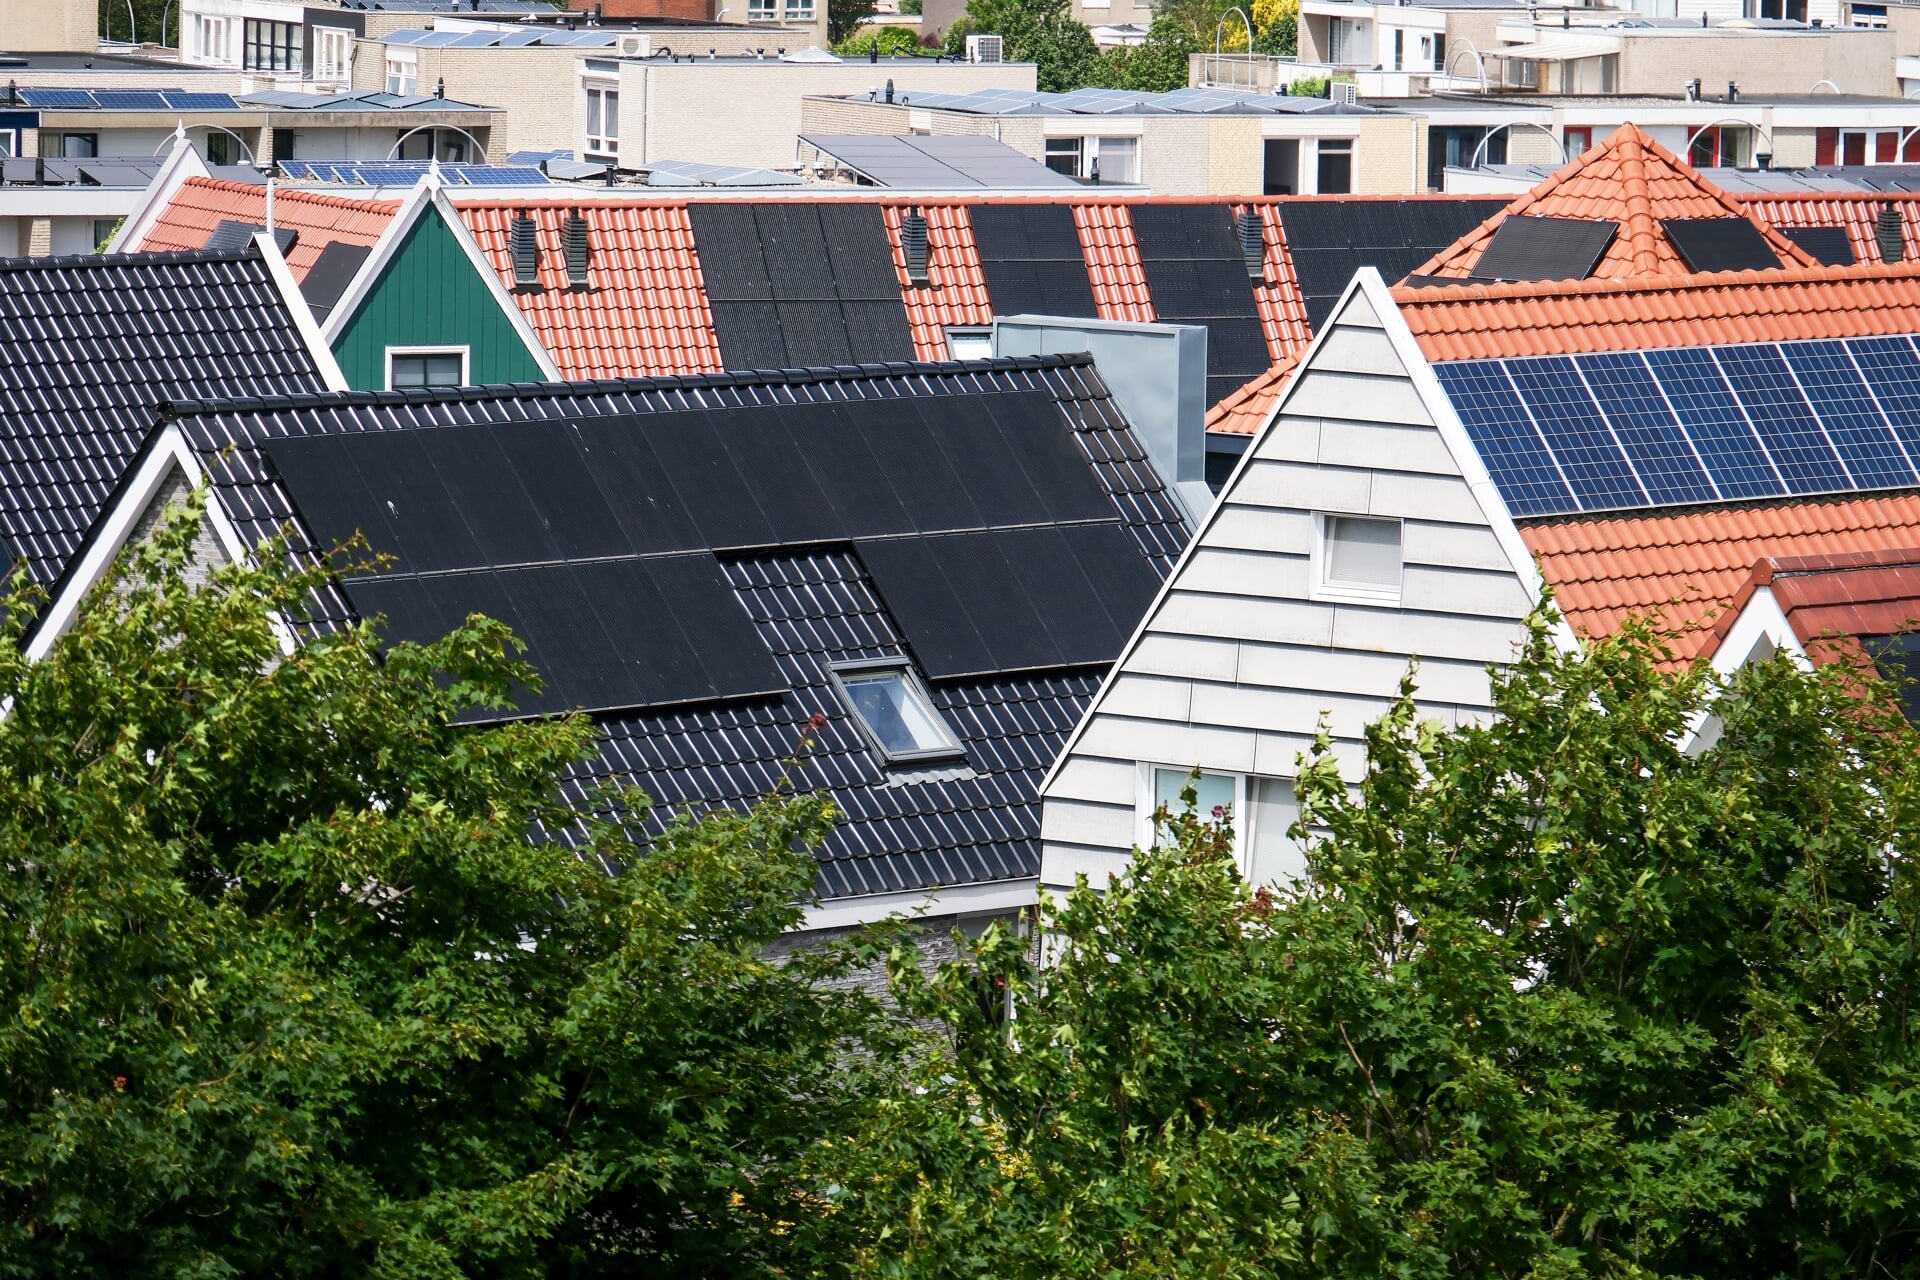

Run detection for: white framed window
[[584, 82, 619, 158], [190, 14, 234, 63], [1092, 136, 1137, 183], [1044, 136, 1083, 176], [386, 346, 468, 389], [1139, 765, 1307, 886], [1311, 512, 1401, 604], [385, 51, 417, 96], [831, 661, 964, 764], [0, 131, 16, 158], [785, 0, 815, 17], [1314, 137, 1353, 195], [946, 327, 992, 360], [748, 0, 778, 18], [314, 27, 353, 81]]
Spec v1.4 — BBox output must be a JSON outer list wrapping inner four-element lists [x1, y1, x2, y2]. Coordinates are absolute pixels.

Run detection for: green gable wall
[[331, 203, 546, 390]]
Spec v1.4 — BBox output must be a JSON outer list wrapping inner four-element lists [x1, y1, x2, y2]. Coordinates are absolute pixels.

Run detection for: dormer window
[[832, 660, 963, 763]]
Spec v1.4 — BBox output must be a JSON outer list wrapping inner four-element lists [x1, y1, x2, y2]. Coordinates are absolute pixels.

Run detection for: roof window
[[832, 661, 963, 763]]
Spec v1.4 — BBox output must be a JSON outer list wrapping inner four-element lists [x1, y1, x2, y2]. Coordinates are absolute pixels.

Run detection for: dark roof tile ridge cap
[[1768, 546, 1920, 576], [1393, 255, 1920, 305], [0, 247, 262, 272], [160, 354, 1102, 419]]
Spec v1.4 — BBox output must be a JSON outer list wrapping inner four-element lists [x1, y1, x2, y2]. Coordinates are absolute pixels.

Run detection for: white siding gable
[[1038, 269, 1542, 891]]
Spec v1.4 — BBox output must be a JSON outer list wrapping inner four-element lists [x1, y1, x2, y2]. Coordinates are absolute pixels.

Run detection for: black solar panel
[[857, 522, 1158, 679], [777, 300, 857, 367], [707, 299, 787, 368], [687, 204, 773, 300], [204, 219, 297, 255], [1471, 215, 1618, 283], [1781, 224, 1856, 267], [1278, 199, 1508, 330], [969, 204, 1097, 318], [1131, 204, 1240, 259], [1129, 204, 1266, 410], [1661, 217, 1783, 274], [299, 240, 373, 321], [818, 203, 902, 300]]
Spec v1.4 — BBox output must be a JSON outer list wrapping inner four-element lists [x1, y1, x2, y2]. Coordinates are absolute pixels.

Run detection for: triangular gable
[[1414, 123, 1820, 283], [107, 132, 210, 254], [1039, 268, 1560, 888], [321, 178, 558, 389]]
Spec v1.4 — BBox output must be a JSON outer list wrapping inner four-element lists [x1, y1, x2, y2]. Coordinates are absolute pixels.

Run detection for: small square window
[[1315, 513, 1401, 603], [946, 328, 992, 360], [1044, 136, 1083, 177], [1248, 776, 1306, 885], [389, 350, 466, 388], [1151, 766, 1236, 845], [834, 663, 963, 763], [1144, 768, 1307, 884]]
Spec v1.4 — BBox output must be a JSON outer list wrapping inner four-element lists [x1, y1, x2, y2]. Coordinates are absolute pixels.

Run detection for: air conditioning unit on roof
[[966, 33, 1003, 62], [618, 32, 650, 57], [1330, 80, 1358, 104]]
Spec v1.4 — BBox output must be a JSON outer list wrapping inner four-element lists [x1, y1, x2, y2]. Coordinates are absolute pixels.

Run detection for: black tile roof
[[0, 249, 328, 592], [158, 356, 1190, 901]]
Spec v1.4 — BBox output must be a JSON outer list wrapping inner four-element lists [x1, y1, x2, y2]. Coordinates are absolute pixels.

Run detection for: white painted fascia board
[[254, 231, 349, 392], [800, 877, 1038, 931], [1367, 267, 1582, 655], [1035, 268, 1373, 798], [24, 425, 263, 662], [107, 135, 210, 253], [1708, 585, 1808, 678], [433, 187, 563, 381], [317, 173, 437, 348]]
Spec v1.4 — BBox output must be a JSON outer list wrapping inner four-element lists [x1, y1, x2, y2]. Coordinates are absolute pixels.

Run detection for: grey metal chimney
[[1878, 202, 1904, 265], [900, 206, 929, 285], [562, 208, 591, 288], [885, 77, 894, 103], [510, 209, 540, 286]]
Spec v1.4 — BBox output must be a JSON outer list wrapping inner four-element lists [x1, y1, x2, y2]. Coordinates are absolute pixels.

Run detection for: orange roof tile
[[1740, 192, 1920, 270], [881, 202, 994, 360], [1522, 494, 1920, 664], [462, 200, 724, 379], [1074, 202, 1154, 324], [134, 176, 396, 280], [1416, 124, 1818, 283], [1252, 201, 1311, 363], [1205, 356, 1297, 436], [1703, 547, 1920, 669], [1393, 259, 1920, 363]]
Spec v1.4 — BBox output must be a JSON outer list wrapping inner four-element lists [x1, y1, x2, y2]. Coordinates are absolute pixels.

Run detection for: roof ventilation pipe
[[509, 208, 541, 287], [1237, 207, 1265, 281], [1728, 81, 1738, 102], [563, 208, 591, 288], [901, 206, 930, 285], [1685, 77, 1700, 101], [1878, 202, 1904, 265], [885, 77, 894, 102]]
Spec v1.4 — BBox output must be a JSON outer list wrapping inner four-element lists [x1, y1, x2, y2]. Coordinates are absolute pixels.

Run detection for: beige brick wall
[[0, 0, 95, 53], [1770, 127, 1818, 169], [1507, 128, 1560, 165], [620, 59, 1035, 168], [1354, 115, 1422, 194], [1140, 119, 1209, 194], [1614, 32, 1895, 96], [357, 44, 583, 156], [1205, 117, 1263, 195]]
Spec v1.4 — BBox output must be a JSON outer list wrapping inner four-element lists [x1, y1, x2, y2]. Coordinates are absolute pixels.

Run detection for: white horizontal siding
[[1039, 279, 1532, 890]]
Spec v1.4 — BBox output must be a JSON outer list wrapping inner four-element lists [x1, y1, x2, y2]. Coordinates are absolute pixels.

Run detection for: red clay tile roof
[[1521, 494, 1920, 664], [1074, 202, 1155, 324], [1251, 201, 1311, 361], [1206, 355, 1297, 436], [1416, 124, 1818, 283], [1707, 547, 1920, 666], [1740, 192, 1920, 270], [462, 200, 724, 379], [881, 202, 992, 360], [1392, 260, 1920, 363], [133, 176, 396, 280]]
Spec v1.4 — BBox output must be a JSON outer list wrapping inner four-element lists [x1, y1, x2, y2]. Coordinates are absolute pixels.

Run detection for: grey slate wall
[[1038, 271, 1538, 891]]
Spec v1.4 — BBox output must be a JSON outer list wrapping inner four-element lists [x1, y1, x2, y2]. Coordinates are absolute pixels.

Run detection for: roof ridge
[[184, 174, 400, 211], [159, 353, 1103, 419], [0, 247, 262, 273], [1622, 125, 1822, 271]]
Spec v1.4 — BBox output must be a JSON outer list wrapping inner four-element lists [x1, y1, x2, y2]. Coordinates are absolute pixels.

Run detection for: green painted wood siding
[[331, 205, 546, 390]]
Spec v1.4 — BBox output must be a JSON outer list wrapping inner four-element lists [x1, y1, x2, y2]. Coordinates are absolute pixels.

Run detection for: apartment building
[[0, 0, 96, 52], [798, 86, 1424, 196]]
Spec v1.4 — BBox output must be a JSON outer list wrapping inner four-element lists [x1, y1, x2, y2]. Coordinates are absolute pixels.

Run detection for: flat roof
[[828, 85, 1388, 116]]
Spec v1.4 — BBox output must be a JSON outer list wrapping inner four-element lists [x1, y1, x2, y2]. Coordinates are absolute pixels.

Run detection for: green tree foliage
[[856, 609, 1920, 1278], [0, 496, 906, 1277], [832, 22, 924, 56], [944, 0, 1098, 93], [830, 0, 882, 48]]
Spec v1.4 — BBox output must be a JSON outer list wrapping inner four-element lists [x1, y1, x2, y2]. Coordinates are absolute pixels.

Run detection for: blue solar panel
[[1433, 362, 1575, 517], [94, 89, 168, 110], [1574, 351, 1719, 507], [18, 89, 97, 108], [450, 166, 548, 185], [1639, 348, 1783, 501], [1779, 341, 1917, 489], [160, 91, 240, 110], [1713, 345, 1851, 494], [1847, 335, 1920, 462], [278, 160, 321, 180], [1503, 356, 1646, 511]]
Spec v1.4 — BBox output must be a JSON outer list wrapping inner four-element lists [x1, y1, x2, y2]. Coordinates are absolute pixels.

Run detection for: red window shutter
[[1815, 128, 1837, 166], [1879, 132, 1899, 163]]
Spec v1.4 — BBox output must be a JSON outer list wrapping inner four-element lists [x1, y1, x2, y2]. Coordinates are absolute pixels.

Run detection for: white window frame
[[313, 26, 353, 81], [1044, 135, 1083, 176], [385, 50, 418, 96], [784, 0, 815, 17], [830, 658, 965, 765], [748, 0, 778, 19], [1135, 765, 1305, 885], [385, 345, 470, 390], [1310, 511, 1402, 605], [1091, 135, 1138, 183], [584, 80, 619, 158]]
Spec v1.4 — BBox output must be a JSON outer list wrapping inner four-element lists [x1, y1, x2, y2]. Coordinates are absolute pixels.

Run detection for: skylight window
[[833, 662, 963, 763]]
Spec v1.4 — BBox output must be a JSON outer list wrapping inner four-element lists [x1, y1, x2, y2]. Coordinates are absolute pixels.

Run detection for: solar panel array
[[690, 202, 914, 369], [969, 204, 1099, 318], [1130, 204, 1270, 406], [277, 161, 548, 185], [16, 87, 240, 110], [1279, 199, 1508, 330], [1434, 336, 1920, 518], [261, 391, 1144, 715]]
